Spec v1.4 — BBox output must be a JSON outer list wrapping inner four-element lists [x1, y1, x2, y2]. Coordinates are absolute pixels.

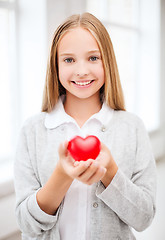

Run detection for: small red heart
[[67, 135, 101, 161]]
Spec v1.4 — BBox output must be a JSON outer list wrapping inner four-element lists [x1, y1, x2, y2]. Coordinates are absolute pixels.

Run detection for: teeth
[[74, 81, 92, 86]]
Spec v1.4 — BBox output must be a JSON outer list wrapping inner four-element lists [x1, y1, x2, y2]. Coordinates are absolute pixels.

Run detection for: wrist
[[36, 163, 73, 215], [101, 159, 118, 188], [56, 162, 73, 182]]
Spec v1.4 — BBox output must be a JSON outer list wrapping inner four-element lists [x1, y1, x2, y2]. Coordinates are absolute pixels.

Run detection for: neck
[[64, 93, 102, 127]]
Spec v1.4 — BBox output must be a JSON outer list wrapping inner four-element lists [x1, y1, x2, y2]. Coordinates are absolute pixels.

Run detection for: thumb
[[100, 142, 109, 152], [58, 140, 68, 158]]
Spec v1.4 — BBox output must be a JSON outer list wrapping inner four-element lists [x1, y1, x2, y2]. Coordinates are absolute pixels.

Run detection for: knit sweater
[[14, 110, 157, 240]]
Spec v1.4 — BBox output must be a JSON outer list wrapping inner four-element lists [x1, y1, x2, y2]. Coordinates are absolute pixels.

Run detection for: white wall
[[0, 0, 47, 238], [160, 0, 165, 134], [46, 0, 86, 49], [18, 0, 47, 124], [152, 0, 165, 160], [0, 193, 18, 239]]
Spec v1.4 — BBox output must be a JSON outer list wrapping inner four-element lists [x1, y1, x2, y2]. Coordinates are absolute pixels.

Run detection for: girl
[[14, 13, 157, 240]]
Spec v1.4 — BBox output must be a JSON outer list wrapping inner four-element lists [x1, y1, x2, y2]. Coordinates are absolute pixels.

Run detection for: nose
[[76, 72, 88, 77], [75, 61, 89, 77]]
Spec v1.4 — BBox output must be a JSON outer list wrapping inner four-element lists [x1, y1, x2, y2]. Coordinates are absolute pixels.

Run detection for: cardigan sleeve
[[14, 123, 59, 237], [96, 117, 157, 232]]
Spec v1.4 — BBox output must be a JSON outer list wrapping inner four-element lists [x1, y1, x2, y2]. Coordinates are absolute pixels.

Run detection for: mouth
[[71, 80, 94, 86]]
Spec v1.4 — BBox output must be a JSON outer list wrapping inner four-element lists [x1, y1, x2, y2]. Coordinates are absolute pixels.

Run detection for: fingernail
[[103, 168, 107, 173], [101, 167, 106, 173], [74, 161, 79, 167], [93, 162, 98, 167], [85, 162, 91, 167]]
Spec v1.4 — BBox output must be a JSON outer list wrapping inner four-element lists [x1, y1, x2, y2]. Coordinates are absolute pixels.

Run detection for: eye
[[64, 58, 74, 63], [89, 56, 99, 62]]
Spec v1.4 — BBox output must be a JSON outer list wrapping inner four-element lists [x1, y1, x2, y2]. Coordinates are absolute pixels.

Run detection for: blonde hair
[[42, 12, 125, 112]]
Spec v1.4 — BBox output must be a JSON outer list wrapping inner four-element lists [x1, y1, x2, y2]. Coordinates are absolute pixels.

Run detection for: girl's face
[[57, 27, 105, 101]]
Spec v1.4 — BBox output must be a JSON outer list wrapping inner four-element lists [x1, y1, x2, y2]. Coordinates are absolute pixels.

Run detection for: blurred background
[[0, 0, 165, 239]]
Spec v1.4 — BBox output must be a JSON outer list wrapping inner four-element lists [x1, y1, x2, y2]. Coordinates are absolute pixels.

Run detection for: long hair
[[42, 12, 125, 112]]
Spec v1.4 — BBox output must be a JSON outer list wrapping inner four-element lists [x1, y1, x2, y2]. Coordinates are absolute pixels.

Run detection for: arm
[[95, 120, 157, 232], [14, 126, 107, 237], [95, 142, 118, 187], [36, 142, 106, 215], [14, 126, 59, 237], [36, 165, 73, 215]]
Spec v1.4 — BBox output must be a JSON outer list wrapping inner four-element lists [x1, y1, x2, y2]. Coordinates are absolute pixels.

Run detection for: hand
[[96, 142, 118, 187], [96, 142, 113, 169], [57, 141, 107, 185]]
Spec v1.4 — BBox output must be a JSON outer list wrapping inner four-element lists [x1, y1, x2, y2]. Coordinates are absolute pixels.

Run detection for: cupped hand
[[57, 141, 107, 185], [96, 142, 118, 187], [96, 142, 113, 170]]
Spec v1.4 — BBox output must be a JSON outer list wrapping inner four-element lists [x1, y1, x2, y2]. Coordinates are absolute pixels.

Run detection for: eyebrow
[[59, 50, 101, 57], [88, 50, 100, 54]]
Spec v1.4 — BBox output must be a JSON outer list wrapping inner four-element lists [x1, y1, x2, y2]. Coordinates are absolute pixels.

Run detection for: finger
[[99, 142, 111, 155], [58, 143, 65, 157], [64, 140, 69, 150], [71, 160, 93, 178], [77, 161, 100, 182], [58, 141, 70, 161], [100, 141, 107, 149], [100, 142, 111, 155], [74, 161, 79, 167], [87, 167, 106, 185]]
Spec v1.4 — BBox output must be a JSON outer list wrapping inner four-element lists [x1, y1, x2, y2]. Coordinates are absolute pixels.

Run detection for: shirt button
[[101, 126, 106, 132], [93, 202, 98, 208]]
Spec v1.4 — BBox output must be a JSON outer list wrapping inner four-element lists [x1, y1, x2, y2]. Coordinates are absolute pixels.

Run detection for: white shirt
[[45, 97, 114, 240]]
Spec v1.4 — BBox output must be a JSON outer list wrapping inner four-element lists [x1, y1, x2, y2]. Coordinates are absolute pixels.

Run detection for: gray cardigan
[[14, 110, 157, 240]]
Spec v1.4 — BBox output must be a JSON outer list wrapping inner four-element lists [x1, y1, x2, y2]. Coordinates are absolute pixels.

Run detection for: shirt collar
[[44, 96, 114, 129]]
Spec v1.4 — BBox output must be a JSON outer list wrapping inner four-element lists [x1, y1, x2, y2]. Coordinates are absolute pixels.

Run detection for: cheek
[[95, 64, 105, 83], [58, 65, 71, 84]]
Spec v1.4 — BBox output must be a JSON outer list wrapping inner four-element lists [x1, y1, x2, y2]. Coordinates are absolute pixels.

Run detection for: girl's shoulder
[[113, 110, 146, 130], [21, 112, 47, 133]]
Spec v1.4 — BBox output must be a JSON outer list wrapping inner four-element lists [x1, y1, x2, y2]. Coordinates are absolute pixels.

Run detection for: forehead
[[58, 27, 100, 53]]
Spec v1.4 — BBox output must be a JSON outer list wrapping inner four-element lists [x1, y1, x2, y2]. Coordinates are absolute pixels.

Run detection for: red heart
[[67, 135, 101, 161]]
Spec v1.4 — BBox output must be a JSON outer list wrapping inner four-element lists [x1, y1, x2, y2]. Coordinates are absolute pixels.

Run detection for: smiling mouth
[[72, 80, 94, 86]]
